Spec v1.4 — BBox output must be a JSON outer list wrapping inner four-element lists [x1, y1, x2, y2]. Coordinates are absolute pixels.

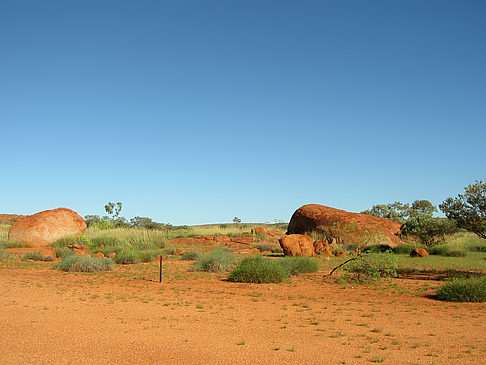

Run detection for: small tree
[[410, 200, 436, 216], [233, 217, 242, 225], [362, 200, 436, 223], [440, 180, 486, 239], [401, 215, 457, 247], [104, 202, 122, 221], [361, 201, 410, 223]]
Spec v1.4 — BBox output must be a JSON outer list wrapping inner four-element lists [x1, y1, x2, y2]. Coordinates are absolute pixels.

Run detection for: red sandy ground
[[0, 260, 485, 364]]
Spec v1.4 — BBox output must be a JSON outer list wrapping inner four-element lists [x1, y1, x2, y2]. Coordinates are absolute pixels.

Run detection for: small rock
[[410, 247, 429, 257]]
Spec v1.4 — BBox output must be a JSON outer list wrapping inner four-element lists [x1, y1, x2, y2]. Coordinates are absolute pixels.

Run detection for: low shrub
[[0, 245, 8, 260], [279, 256, 319, 275], [437, 277, 486, 302], [181, 251, 199, 260], [340, 252, 398, 284], [89, 236, 123, 248], [22, 252, 53, 261], [3, 241, 26, 248], [113, 248, 141, 264], [139, 250, 159, 263], [392, 243, 423, 254], [52, 235, 90, 248], [133, 241, 158, 251], [340, 243, 360, 252], [55, 247, 75, 259], [430, 245, 467, 257], [56, 256, 113, 272], [161, 248, 176, 255], [465, 238, 486, 252], [193, 248, 235, 272], [363, 244, 394, 253], [271, 247, 284, 254], [228, 256, 289, 283], [253, 244, 273, 252]]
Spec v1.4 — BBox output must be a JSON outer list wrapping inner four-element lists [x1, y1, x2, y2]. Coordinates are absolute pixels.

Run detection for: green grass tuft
[[279, 256, 320, 275], [228, 256, 289, 283], [113, 248, 141, 264], [192, 248, 235, 272], [437, 277, 486, 302]]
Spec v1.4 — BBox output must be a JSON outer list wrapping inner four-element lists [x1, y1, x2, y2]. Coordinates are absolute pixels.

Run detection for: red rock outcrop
[[410, 247, 428, 257], [287, 204, 403, 247], [0, 214, 25, 224], [8, 208, 87, 248], [313, 240, 333, 256], [279, 234, 315, 257]]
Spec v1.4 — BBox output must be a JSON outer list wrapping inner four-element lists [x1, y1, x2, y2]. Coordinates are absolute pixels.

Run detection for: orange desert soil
[[0, 260, 485, 365]]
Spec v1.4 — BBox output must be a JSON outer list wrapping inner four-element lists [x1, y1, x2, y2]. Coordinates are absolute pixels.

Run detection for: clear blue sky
[[1, 0, 485, 225]]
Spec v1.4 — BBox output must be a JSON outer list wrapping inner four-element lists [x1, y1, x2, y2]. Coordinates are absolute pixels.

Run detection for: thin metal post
[[159, 255, 163, 283]]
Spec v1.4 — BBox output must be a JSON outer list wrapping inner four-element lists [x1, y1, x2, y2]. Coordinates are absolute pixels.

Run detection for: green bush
[[52, 235, 90, 248], [22, 252, 53, 261], [271, 247, 284, 254], [138, 250, 159, 263], [193, 248, 235, 272], [363, 244, 394, 253], [113, 248, 141, 264], [161, 248, 176, 255], [430, 245, 467, 257], [465, 238, 486, 252], [133, 241, 158, 251], [401, 215, 457, 247], [437, 277, 486, 302], [90, 236, 123, 248], [340, 243, 361, 252], [279, 256, 319, 275], [392, 243, 423, 254], [181, 251, 199, 260], [228, 256, 289, 283], [54, 247, 75, 259], [341, 252, 398, 284], [56, 256, 113, 272]]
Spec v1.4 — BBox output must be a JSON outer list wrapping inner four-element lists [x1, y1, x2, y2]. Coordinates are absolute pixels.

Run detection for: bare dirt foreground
[[0, 261, 485, 365]]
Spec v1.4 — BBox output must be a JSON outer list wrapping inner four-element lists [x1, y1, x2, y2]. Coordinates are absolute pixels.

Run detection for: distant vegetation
[[362, 180, 486, 248]]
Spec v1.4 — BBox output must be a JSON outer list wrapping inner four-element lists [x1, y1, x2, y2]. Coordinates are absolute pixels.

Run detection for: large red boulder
[[287, 204, 403, 247], [279, 234, 315, 257], [8, 208, 87, 248]]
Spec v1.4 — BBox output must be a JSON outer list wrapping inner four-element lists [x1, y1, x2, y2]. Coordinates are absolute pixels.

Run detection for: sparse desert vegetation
[[1, 182, 485, 364]]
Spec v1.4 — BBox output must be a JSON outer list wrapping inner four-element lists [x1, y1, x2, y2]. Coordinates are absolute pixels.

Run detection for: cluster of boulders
[[279, 234, 339, 257]]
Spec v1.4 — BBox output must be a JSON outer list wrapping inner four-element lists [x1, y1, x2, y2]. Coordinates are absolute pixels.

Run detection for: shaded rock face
[[279, 234, 315, 257], [8, 208, 87, 248], [410, 247, 429, 257], [287, 204, 403, 247]]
